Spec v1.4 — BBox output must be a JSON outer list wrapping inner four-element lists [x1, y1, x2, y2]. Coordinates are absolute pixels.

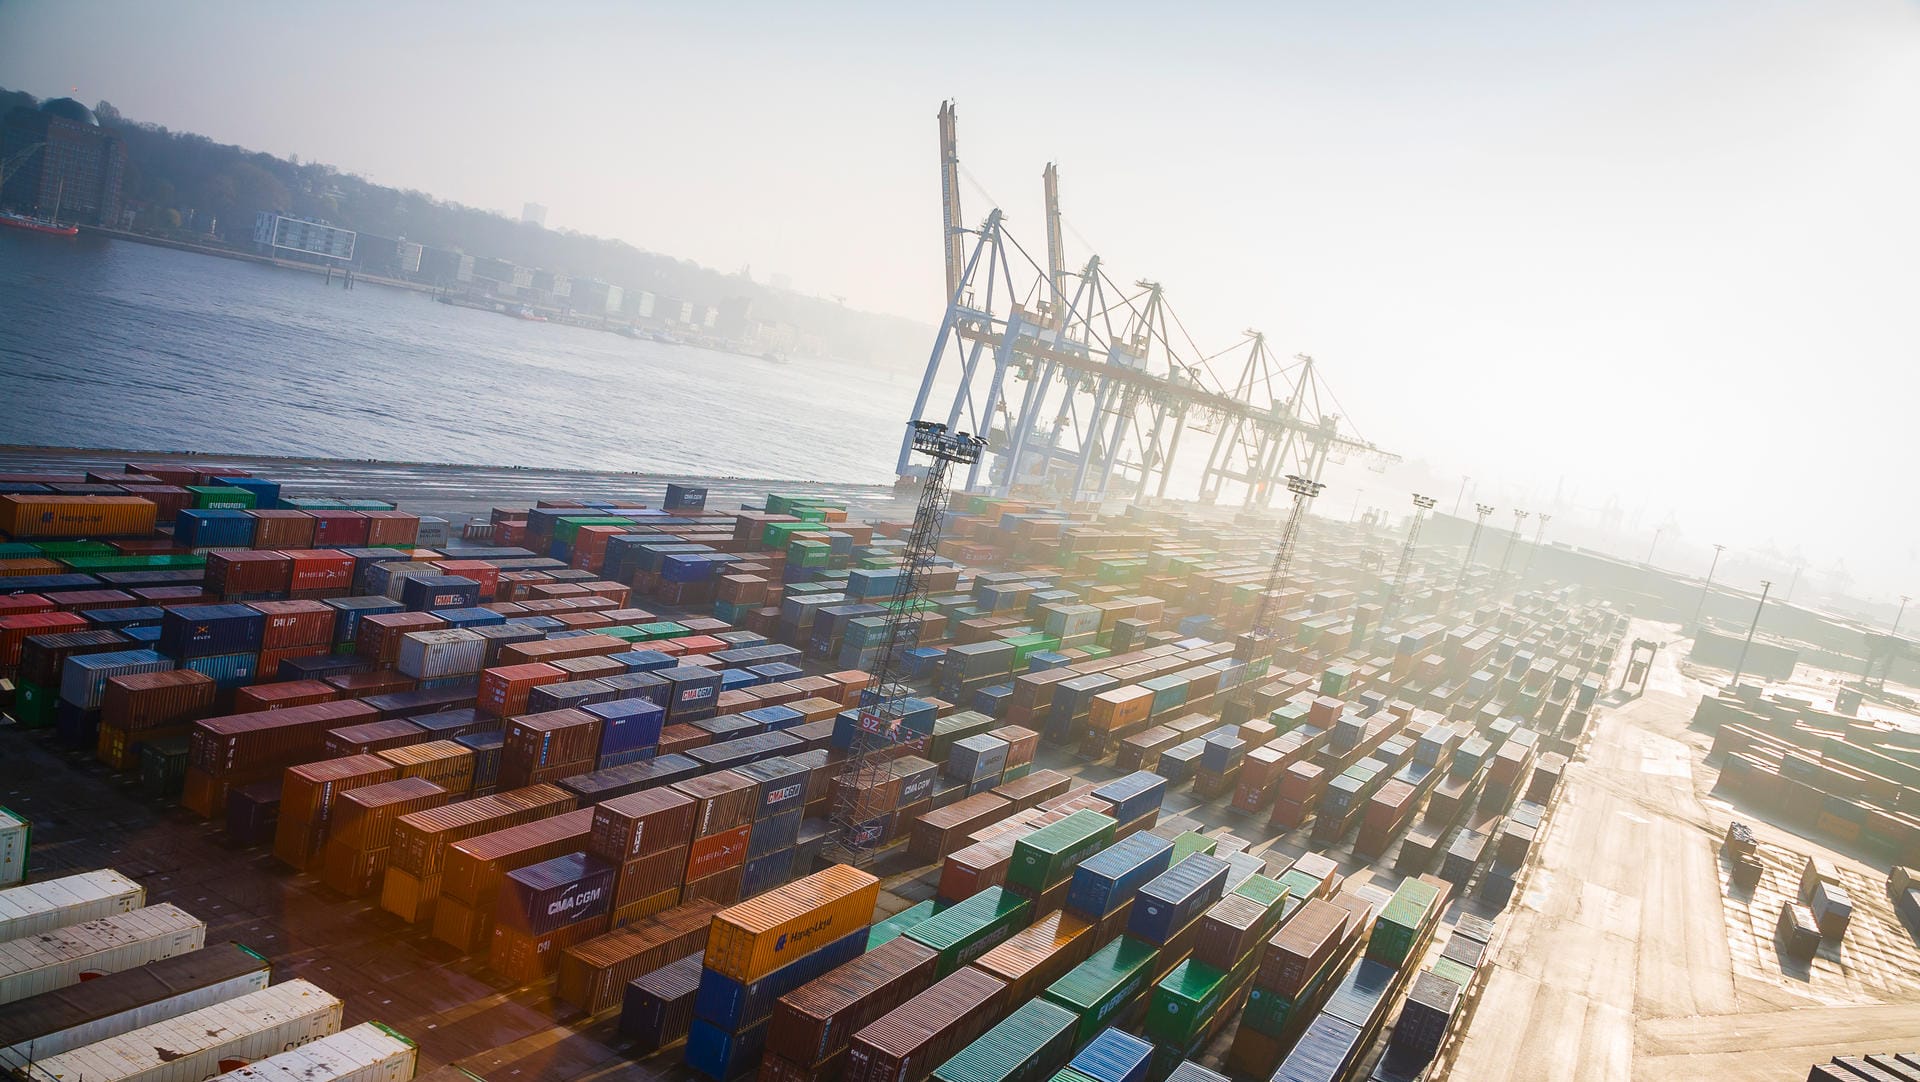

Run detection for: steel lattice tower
[[1456, 503, 1495, 594], [1385, 494, 1437, 622], [829, 421, 985, 863], [1226, 474, 1324, 720]]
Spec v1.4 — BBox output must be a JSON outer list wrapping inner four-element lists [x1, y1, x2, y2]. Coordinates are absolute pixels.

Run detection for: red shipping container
[[0, 594, 55, 618], [124, 462, 198, 486], [281, 549, 355, 594], [577, 581, 632, 606], [248, 510, 317, 549], [357, 612, 449, 666], [685, 823, 751, 880], [591, 788, 698, 863], [121, 485, 192, 524], [307, 510, 370, 548], [363, 511, 421, 547], [249, 599, 335, 649], [550, 612, 616, 632], [131, 585, 210, 606], [0, 611, 88, 670], [434, 560, 500, 601], [206, 550, 293, 597], [570, 525, 628, 572], [477, 663, 567, 717], [260, 643, 329, 677], [323, 718, 429, 757], [233, 679, 339, 713]]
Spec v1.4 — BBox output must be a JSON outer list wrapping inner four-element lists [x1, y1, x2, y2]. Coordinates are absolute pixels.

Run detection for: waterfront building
[[0, 98, 126, 225]]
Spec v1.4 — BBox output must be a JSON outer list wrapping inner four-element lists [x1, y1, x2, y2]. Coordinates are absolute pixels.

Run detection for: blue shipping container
[[181, 651, 259, 689], [158, 603, 265, 659], [174, 509, 255, 549], [740, 846, 796, 896], [1091, 772, 1168, 824], [1128, 853, 1230, 945], [685, 1017, 769, 1080], [1070, 1028, 1154, 1082], [436, 607, 507, 629], [742, 705, 803, 731], [588, 697, 666, 756], [1322, 958, 1395, 1030], [81, 606, 164, 629], [213, 476, 280, 508], [733, 757, 810, 818], [693, 927, 864, 1032], [748, 809, 803, 858], [1069, 833, 1175, 919]]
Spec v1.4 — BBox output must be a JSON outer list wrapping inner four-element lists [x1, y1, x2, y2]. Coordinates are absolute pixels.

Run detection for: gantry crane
[[831, 420, 985, 861], [901, 102, 1396, 504], [1385, 494, 1437, 622]]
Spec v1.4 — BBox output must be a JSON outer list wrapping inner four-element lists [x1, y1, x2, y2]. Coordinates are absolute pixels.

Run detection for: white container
[[0, 809, 25, 886], [0, 903, 204, 1005], [0, 942, 271, 1070], [58, 651, 175, 711], [415, 517, 450, 548], [375, 562, 442, 600], [207, 1021, 416, 1082], [395, 629, 485, 680], [20, 978, 342, 1082], [0, 869, 144, 942]]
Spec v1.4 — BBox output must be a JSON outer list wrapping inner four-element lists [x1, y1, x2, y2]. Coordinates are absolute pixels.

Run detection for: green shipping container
[[906, 886, 1032, 975], [1320, 665, 1356, 697], [1367, 877, 1442, 968], [601, 626, 648, 642], [638, 621, 689, 641], [552, 516, 637, 544], [1230, 876, 1293, 939], [1169, 831, 1217, 865], [869, 900, 938, 949], [1240, 983, 1298, 1039], [33, 541, 117, 558], [1144, 959, 1235, 1046], [1049, 1070, 1106, 1082], [60, 554, 207, 571], [1430, 956, 1475, 989], [0, 543, 41, 558], [1043, 935, 1159, 1043], [1009, 810, 1118, 893], [11, 681, 57, 729], [932, 999, 1079, 1082], [186, 485, 257, 510]]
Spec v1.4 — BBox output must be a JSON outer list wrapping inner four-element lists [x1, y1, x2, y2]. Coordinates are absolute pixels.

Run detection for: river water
[[0, 231, 923, 483]]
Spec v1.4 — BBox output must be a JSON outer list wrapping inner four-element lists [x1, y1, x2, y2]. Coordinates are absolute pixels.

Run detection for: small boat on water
[[0, 211, 78, 237], [1, 178, 79, 237], [514, 306, 548, 322]]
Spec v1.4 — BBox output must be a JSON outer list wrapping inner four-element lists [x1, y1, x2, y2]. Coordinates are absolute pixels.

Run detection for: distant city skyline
[[3, 1, 1917, 602]]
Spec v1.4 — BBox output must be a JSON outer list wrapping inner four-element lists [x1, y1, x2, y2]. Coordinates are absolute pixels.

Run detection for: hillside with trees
[[0, 86, 928, 366]]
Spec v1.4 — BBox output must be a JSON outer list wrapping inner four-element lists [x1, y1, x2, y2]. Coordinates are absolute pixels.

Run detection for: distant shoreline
[[81, 226, 438, 294]]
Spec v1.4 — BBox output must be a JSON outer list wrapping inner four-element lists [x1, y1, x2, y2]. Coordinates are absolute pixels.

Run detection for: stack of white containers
[[207, 1021, 417, 1081], [17, 979, 344, 1082], [0, 903, 205, 1004], [0, 809, 27, 886]]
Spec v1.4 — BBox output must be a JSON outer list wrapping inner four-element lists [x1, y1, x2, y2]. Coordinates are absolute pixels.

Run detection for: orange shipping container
[[379, 739, 478, 793], [0, 494, 156, 538], [247, 510, 316, 549], [233, 679, 339, 713], [475, 662, 566, 717], [363, 511, 421, 547], [1089, 686, 1155, 734], [704, 864, 880, 983], [281, 549, 356, 594], [970, 908, 1095, 1003]]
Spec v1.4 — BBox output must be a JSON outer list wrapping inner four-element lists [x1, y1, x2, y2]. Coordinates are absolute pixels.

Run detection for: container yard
[[0, 446, 1916, 1082]]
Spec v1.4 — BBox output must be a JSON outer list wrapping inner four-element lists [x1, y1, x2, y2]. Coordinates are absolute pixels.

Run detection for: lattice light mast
[[1226, 474, 1325, 722], [1385, 494, 1438, 622], [1523, 513, 1552, 578], [1498, 509, 1530, 579], [1456, 503, 1495, 594], [831, 421, 985, 862]]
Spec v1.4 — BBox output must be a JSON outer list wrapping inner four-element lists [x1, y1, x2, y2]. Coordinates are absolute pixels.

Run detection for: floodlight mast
[[830, 421, 985, 862]]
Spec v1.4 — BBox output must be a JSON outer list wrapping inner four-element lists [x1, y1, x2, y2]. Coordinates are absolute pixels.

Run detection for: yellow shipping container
[[0, 558, 65, 578], [0, 495, 157, 539], [1089, 686, 1155, 733], [704, 864, 879, 982]]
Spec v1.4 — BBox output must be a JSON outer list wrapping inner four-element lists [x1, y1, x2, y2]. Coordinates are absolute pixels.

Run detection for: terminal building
[[253, 212, 357, 263], [0, 97, 127, 226]]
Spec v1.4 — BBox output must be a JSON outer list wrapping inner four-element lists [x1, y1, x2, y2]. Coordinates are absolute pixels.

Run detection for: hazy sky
[[5, 1, 1918, 604]]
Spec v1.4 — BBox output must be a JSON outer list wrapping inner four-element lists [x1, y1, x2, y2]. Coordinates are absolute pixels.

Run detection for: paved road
[[1444, 622, 1920, 1082]]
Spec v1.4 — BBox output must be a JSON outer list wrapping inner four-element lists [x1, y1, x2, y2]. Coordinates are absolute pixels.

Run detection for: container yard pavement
[[0, 447, 921, 528], [1445, 620, 1920, 1082]]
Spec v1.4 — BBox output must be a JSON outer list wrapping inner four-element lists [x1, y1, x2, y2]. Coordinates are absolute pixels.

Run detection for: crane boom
[[939, 101, 966, 303], [1044, 162, 1065, 318]]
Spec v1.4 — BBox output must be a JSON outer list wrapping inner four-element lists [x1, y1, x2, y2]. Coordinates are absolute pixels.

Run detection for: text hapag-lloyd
[[546, 884, 606, 918], [775, 915, 833, 955]]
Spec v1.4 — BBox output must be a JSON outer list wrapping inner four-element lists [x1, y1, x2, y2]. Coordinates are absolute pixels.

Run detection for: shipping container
[[930, 997, 1078, 1082], [1009, 811, 1117, 895], [203, 1021, 416, 1081], [0, 942, 270, 1072], [1041, 935, 1158, 1044], [705, 865, 880, 983], [557, 901, 720, 1014], [1127, 854, 1229, 946], [1067, 833, 1174, 920], [0, 810, 23, 887], [0, 903, 205, 1005], [0, 868, 144, 942], [17, 978, 343, 1082], [845, 967, 1007, 1082], [766, 935, 940, 1069], [906, 887, 1033, 976], [620, 951, 705, 1051], [695, 926, 866, 1033]]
